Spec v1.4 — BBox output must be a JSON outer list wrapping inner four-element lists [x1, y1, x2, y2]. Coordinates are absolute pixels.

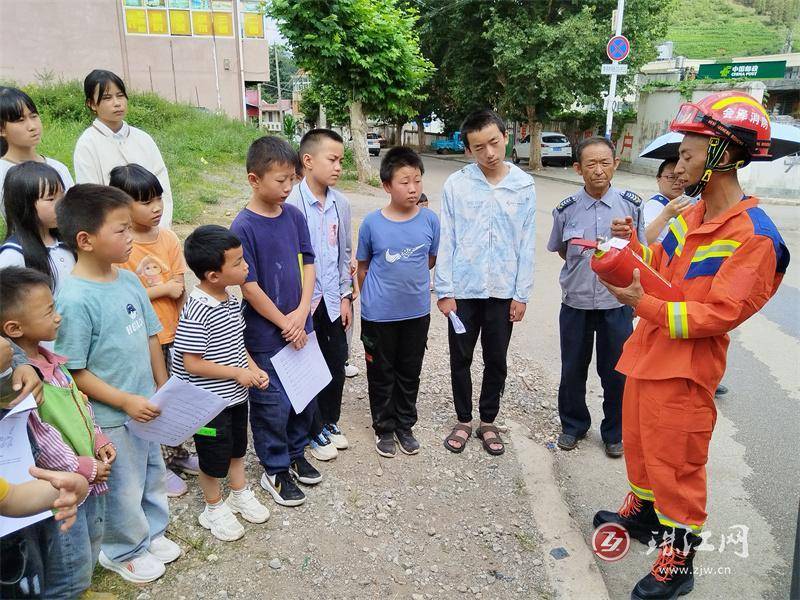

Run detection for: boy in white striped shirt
[[172, 225, 270, 542]]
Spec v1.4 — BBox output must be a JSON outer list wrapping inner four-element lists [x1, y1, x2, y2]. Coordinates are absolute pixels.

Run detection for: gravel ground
[[93, 179, 565, 600]]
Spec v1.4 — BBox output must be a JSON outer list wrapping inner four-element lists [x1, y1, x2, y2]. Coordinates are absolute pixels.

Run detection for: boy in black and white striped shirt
[[172, 225, 271, 542]]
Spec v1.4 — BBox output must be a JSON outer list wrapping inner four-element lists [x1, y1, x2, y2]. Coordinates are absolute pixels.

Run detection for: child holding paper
[[0, 266, 114, 599], [173, 225, 270, 541], [54, 184, 180, 584], [230, 136, 322, 508], [357, 147, 440, 458]]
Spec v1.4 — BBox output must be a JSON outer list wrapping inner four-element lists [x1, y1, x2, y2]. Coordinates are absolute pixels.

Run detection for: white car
[[512, 132, 572, 166]]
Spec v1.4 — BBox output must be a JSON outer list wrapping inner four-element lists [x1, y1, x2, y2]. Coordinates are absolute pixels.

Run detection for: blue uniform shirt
[[547, 186, 645, 310]]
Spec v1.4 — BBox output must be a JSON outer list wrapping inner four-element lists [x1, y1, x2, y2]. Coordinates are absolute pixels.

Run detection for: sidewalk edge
[[508, 419, 610, 600]]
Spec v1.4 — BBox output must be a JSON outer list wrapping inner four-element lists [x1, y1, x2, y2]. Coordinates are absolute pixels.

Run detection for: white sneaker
[[199, 503, 245, 541], [225, 488, 270, 524], [149, 535, 181, 563], [323, 424, 349, 450], [308, 432, 338, 461], [345, 363, 360, 378], [99, 550, 165, 583]]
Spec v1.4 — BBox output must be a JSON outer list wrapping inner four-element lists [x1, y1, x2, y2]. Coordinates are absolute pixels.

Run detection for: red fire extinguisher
[[570, 238, 684, 301]]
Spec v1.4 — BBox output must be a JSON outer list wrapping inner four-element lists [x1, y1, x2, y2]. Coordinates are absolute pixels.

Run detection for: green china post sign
[[697, 61, 786, 80]]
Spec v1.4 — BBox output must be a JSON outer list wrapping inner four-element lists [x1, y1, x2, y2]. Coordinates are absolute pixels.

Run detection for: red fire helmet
[[669, 91, 772, 160]]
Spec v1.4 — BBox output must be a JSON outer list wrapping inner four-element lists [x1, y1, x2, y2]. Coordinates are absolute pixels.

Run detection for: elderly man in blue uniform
[[547, 136, 644, 457]]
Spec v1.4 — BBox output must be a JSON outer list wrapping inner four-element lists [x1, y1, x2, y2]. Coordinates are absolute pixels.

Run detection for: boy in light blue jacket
[[435, 109, 536, 457]]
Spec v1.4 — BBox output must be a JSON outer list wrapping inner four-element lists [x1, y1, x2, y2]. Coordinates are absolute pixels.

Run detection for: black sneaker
[[290, 456, 323, 485], [375, 432, 396, 457], [395, 429, 420, 455], [260, 471, 306, 507]]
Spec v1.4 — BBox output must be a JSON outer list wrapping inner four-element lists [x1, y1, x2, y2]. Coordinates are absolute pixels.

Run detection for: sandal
[[443, 423, 472, 454], [475, 425, 505, 456]]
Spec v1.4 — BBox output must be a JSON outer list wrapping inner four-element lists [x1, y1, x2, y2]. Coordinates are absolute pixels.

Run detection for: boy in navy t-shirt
[[357, 147, 440, 458], [230, 136, 321, 508]]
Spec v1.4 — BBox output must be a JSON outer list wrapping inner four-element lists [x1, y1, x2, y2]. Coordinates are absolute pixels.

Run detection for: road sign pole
[[605, 0, 625, 139]]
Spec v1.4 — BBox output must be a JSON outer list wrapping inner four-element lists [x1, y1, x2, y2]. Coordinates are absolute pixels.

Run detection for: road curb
[[508, 419, 610, 600]]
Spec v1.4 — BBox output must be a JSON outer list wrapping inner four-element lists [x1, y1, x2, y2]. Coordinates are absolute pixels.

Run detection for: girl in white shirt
[[73, 69, 174, 227], [0, 161, 75, 296], [0, 86, 74, 210]]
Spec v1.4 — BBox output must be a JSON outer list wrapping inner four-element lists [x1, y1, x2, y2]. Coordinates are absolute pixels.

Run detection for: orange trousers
[[622, 377, 717, 531]]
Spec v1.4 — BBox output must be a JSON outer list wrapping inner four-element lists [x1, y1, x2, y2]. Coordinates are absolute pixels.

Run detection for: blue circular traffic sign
[[607, 35, 630, 62]]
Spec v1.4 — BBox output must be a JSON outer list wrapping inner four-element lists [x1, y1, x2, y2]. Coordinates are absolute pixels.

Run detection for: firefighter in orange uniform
[[593, 91, 790, 600]]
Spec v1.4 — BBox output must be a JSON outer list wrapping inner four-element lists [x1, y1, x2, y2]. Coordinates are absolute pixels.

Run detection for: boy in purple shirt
[[230, 136, 321, 507]]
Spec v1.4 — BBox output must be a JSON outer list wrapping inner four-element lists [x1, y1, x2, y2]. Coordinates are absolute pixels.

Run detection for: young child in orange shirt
[[110, 163, 197, 496]]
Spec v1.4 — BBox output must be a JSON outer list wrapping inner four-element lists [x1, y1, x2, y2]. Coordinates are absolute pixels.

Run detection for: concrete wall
[[617, 81, 799, 199], [0, 0, 268, 120]]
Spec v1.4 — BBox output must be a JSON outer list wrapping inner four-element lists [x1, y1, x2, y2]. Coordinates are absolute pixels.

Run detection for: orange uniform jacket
[[616, 196, 789, 394]]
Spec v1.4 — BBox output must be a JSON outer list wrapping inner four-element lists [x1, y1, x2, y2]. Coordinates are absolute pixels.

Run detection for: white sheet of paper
[[127, 377, 229, 447], [0, 396, 51, 536], [448, 311, 467, 334], [271, 331, 331, 414]]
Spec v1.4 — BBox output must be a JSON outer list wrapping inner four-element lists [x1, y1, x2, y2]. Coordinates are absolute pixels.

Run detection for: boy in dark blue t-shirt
[[230, 136, 321, 508]]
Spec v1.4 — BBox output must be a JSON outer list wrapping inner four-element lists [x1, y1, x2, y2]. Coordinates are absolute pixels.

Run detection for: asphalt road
[[365, 154, 799, 600]]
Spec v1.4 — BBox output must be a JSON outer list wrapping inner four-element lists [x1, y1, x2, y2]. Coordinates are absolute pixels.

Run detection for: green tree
[[282, 113, 297, 140], [485, 0, 674, 169], [268, 0, 434, 181]]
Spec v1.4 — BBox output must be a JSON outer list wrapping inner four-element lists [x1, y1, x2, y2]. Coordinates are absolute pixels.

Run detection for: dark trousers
[[361, 315, 430, 434], [448, 298, 514, 424], [248, 350, 313, 474], [309, 298, 348, 436], [557, 304, 633, 444]]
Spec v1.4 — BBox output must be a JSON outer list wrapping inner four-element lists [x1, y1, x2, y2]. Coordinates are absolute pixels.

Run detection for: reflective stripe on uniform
[[691, 239, 741, 262], [629, 481, 655, 501], [655, 508, 705, 532], [641, 245, 654, 266], [667, 301, 689, 339], [669, 215, 688, 257], [684, 239, 742, 279]]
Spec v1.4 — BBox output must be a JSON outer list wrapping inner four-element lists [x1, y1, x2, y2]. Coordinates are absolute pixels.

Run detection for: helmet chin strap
[[683, 137, 748, 197]]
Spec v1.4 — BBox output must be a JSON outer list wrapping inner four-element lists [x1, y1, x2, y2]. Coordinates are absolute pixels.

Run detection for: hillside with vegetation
[[667, 0, 797, 58]]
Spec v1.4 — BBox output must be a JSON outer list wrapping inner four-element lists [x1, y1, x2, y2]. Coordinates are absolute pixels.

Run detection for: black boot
[[631, 528, 699, 600], [594, 492, 665, 545]]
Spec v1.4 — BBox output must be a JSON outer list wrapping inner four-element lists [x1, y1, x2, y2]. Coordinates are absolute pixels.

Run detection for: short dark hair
[[184, 225, 242, 280], [657, 158, 678, 178], [0, 266, 51, 323], [83, 69, 128, 108], [56, 184, 132, 252], [575, 136, 616, 164], [299, 128, 344, 160], [109, 163, 163, 202], [246, 135, 298, 176], [460, 109, 506, 149], [379, 146, 425, 183]]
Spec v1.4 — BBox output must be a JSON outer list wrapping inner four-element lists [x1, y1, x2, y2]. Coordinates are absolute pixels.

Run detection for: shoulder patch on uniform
[[746, 207, 790, 274], [622, 190, 642, 206], [556, 196, 576, 212], [650, 193, 670, 207]]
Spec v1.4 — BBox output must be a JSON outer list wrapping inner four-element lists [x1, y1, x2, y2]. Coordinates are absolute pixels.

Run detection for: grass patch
[[515, 531, 537, 553]]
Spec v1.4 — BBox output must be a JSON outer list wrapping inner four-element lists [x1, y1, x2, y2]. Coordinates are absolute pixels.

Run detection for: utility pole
[[257, 83, 263, 130], [604, 0, 625, 140], [274, 45, 283, 130]]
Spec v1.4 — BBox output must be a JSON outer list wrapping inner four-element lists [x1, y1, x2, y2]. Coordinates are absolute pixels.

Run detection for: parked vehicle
[[368, 132, 388, 148], [512, 132, 572, 166], [367, 135, 381, 156], [431, 131, 465, 154]]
